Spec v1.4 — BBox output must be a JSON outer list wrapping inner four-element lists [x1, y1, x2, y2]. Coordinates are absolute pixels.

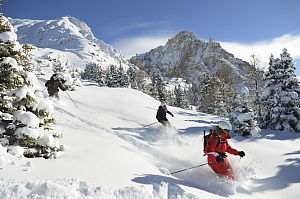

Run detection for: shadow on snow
[[249, 150, 300, 193], [132, 174, 232, 197]]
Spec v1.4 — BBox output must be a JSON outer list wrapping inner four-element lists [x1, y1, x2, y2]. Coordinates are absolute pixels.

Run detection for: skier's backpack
[[203, 129, 220, 156]]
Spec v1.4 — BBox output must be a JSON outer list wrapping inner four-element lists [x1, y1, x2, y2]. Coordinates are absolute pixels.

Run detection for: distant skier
[[156, 102, 174, 127], [204, 121, 245, 180], [45, 74, 66, 99]]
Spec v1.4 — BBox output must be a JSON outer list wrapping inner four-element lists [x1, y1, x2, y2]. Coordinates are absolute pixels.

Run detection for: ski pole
[[142, 121, 158, 128], [170, 161, 216, 175], [37, 78, 45, 87], [41, 87, 47, 92], [65, 90, 78, 108]]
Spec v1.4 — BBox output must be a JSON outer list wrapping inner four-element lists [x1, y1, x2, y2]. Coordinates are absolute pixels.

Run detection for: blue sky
[[4, 0, 300, 74]]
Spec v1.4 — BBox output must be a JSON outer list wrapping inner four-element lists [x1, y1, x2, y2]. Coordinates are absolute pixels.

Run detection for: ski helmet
[[160, 102, 167, 106], [218, 121, 232, 131]]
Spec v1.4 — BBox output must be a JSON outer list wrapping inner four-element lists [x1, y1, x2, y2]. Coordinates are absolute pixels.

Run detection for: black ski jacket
[[45, 77, 65, 93], [156, 106, 173, 120]]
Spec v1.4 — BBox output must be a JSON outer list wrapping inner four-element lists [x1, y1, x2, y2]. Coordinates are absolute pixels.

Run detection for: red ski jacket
[[204, 130, 239, 156]]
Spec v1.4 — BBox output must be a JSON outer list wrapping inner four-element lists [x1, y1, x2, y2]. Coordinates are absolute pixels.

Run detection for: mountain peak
[[166, 30, 198, 45], [176, 30, 196, 38], [61, 16, 94, 38], [131, 31, 251, 84]]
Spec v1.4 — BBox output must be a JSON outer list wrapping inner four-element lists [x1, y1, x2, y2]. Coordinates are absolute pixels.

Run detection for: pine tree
[[187, 83, 199, 108], [135, 69, 148, 93], [245, 50, 264, 118], [120, 71, 129, 88], [110, 65, 119, 87], [174, 84, 189, 109], [82, 62, 104, 84], [214, 86, 227, 116], [20, 44, 36, 72], [260, 49, 300, 132], [82, 62, 95, 80], [117, 65, 129, 88], [52, 55, 76, 90], [213, 67, 235, 116], [230, 87, 261, 136], [150, 69, 166, 102], [95, 65, 105, 87], [52, 55, 66, 74], [105, 66, 113, 87], [0, 13, 59, 157], [198, 73, 213, 113], [127, 66, 138, 89]]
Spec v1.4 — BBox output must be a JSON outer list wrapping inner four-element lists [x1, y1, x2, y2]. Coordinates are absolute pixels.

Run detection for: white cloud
[[220, 33, 300, 70], [112, 35, 172, 58], [110, 22, 163, 36]]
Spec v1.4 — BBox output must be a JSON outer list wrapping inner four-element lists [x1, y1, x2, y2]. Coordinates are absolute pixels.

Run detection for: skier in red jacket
[[204, 121, 245, 180]]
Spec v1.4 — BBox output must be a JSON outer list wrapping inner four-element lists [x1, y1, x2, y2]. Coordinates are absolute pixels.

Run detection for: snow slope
[[0, 75, 300, 198]]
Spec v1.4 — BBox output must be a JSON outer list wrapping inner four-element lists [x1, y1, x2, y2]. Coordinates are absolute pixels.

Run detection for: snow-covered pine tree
[[120, 71, 129, 88], [117, 65, 129, 88], [150, 69, 166, 102], [260, 54, 281, 129], [35, 60, 46, 77], [105, 65, 113, 87], [82, 62, 96, 80], [135, 69, 148, 93], [51, 55, 77, 90], [246, 50, 264, 118], [279, 49, 300, 131], [213, 86, 227, 116], [166, 90, 174, 107], [95, 65, 105, 87], [20, 43, 36, 72], [82, 62, 104, 86], [0, 13, 59, 157], [52, 55, 66, 74], [198, 73, 228, 115], [110, 65, 119, 87], [174, 84, 189, 109], [197, 73, 213, 113], [127, 66, 138, 89], [213, 67, 235, 116], [69, 68, 82, 87], [230, 86, 261, 136], [260, 49, 300, 132], [187, 83, 199, 108]]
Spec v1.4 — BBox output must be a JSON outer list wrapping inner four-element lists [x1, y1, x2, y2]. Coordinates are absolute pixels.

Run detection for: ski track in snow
[[53, 97, 226, 196], [54, 101, 190, 174], [56, 105, 240, 198], [2, 82, 300, 198]]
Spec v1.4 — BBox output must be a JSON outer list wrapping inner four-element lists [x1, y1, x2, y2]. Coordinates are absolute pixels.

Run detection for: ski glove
[[217, 152, 227, 158], [216, 156, 224, 163], [238, 151, 245, 157]]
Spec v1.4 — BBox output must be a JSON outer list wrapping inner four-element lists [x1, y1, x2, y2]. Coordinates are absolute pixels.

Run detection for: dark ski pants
[[158, 119, 171, 127], [48, 91, 60, 99]]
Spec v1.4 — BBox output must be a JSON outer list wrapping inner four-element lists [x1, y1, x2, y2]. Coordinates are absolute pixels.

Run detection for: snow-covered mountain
[[9, 17, 254, 88], [130, 31, 253, 85], [8, 16, 130, 71]]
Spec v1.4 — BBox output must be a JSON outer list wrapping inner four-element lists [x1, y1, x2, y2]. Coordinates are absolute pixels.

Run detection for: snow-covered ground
[[0, 76, 300, 199]]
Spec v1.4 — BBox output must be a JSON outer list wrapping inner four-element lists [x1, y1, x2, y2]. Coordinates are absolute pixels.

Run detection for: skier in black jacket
[[45, 74, 66, 99], [156, 102, 174, 127]]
